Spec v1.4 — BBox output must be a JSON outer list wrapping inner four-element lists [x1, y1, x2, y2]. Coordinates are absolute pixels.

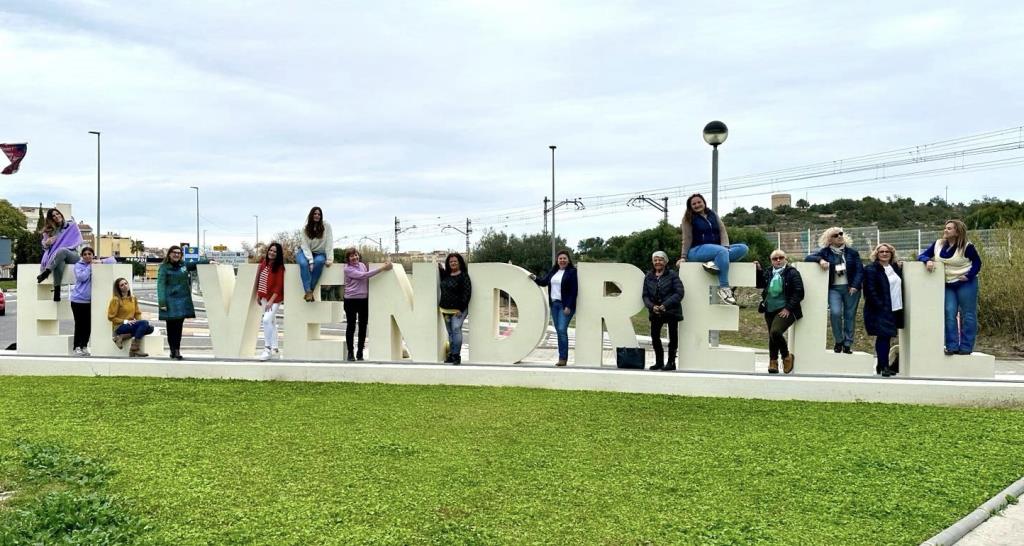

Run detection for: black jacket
[[534, 265, 578, 310], [438, 271, 472, 312], [756, 265, 805, 319], [642, 269, 684, 322], [862, 262, 903, 337], [804, 246, 864, 289]]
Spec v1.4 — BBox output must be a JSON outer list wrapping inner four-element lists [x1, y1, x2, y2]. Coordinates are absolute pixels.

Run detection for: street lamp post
[[549, 145, 556, 263], [189, 186, 200, 252], [254, 214, 259, 248], [702, 121, 728, 212], [88, 131, 101, 252]]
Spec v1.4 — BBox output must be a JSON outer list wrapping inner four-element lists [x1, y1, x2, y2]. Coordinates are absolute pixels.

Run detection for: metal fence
[[765, 228, 1014, 260]]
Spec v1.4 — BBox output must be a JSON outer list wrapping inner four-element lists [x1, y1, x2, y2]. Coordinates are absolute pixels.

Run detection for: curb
[[921, 475, 1024, 545]]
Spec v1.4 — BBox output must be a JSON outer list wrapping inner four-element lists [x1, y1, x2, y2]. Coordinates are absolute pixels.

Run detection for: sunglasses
[[833, 232, 844, 237], [771, 256, 786, 261]]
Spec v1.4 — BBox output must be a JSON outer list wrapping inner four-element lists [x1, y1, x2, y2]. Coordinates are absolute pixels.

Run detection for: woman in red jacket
[[256, 242, 285, 361]]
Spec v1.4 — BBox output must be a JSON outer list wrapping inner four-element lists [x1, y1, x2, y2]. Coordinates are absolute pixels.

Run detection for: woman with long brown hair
[[919, 219, 982, 355], [678, 193, 748, 305], [297, 206, 334, 302], [36, 208, 83, 301]]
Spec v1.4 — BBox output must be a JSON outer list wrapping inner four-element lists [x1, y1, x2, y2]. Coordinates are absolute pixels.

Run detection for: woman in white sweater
[[298, 206, 333, 302]]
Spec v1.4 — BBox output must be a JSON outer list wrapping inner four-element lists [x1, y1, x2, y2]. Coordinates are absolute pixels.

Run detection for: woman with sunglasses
[[757, 250, 804, 374], [863, 243, 903, 376], [805, 227, 863, 354]]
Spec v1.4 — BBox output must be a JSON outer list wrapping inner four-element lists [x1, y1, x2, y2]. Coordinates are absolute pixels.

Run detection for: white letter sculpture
[[197, 264, 262, 359], [16, 264, 75, 355], [282, 263, 345, 361], [676, 262, 757, 372], [367, 262, 446, 362], [466, 263, 549, 364], [789, 262, 875, 375], [574, 262, 646, 367]]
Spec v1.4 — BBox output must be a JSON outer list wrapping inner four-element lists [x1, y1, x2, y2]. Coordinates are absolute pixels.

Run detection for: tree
[[727, 226, 774, 268], [473, 230, 567, 274], [616, 221, 681, 271], [130, 239, 145, 258], [0, 199, 28, 241], [271, 229, 304, 262], [14, 231, 42, 267], [795, 198, 810, 209]]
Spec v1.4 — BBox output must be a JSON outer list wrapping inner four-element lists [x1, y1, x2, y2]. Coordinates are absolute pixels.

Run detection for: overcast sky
[[2, 1, 1023, 253]]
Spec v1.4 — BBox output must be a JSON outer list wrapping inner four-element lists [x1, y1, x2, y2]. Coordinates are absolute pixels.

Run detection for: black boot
[[444, 353, 454, 364], [650, 351, 664, 371], [356, 344, 365, 361], [346, 344, 356, 361], [452, 354, 461, 365], [664, 350, 677, 371], [52, 289, 61, 302], [36, 269, 51, 283]]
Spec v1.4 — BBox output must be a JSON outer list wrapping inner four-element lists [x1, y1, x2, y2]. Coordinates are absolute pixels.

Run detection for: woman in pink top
[[343, 248, 393, 361]]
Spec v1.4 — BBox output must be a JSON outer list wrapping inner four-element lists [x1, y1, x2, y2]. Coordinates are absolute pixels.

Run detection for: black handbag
[[616, 347, 645, 369]]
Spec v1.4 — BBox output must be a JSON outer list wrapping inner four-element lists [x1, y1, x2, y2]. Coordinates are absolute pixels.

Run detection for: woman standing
[[37, 209, 83, 301], [256, 242, 285, 361], [107, 277, 153, 357], [531, 250, 578, 366], [343, 248, 393, 361], [642, 251, 684, 371], [69, 246, 96, 356], [863, 243, 903, 377], [297, 206, 334, 302], [919, 219, 983, 355], [678, 193, 748, 305], [757, 250, 804, 374], [805, 227, 864, 354], [438, 253, 471, 365], [158, 245, 196, 360]]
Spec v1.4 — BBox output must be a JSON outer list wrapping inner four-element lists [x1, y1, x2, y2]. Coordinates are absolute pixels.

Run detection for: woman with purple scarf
[[36, 209, 83, 302]]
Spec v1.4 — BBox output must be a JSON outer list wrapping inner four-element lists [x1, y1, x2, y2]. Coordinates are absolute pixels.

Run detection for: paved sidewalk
[[955, 500, 1024, 545]]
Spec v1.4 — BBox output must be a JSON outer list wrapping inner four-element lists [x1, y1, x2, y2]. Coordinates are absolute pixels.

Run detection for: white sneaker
[[82, 348, 91, 357], [73, 347, 85, 356], [702, 261, 720, 273], [272, 348, 280, 360], [717, 287, 737, 305], [258, 349, 271, 361]]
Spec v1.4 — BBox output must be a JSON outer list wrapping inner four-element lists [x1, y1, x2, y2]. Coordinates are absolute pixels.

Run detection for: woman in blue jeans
[[806, 227, 864, 354], [677, 193, 747, 305], [438, 253, 472, 365], [919, 219, 982, 355], [531, 250, 578, 366], [297, 206, 334, 302]]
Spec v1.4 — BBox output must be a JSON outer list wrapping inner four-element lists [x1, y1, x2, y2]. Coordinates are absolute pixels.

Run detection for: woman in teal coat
[[158, 245, 197, 360]]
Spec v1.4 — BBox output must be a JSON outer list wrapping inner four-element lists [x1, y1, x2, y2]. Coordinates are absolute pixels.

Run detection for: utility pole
[[627, 194, 669, 223], [543, 196, 550, 234], [394, 216, 400, 253], [549, 145, 556, 263], [466, 218, 472, 255]]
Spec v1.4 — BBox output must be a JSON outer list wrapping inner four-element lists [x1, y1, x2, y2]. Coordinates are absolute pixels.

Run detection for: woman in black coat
[[643, 251, 684, 371], [756, 250, 805, 374], [862, 243, 904, 377]]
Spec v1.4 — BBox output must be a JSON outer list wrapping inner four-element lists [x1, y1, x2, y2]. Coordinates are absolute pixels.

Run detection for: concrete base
[[2, 353, 1023, 407]]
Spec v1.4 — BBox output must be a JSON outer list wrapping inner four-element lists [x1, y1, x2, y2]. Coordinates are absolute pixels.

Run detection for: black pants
[[764, 309, 796, 360], [344, 298, 369, 355], [70, 302, 91, 349], [166, 318, 184, 353], [650, 315, 679, 364]]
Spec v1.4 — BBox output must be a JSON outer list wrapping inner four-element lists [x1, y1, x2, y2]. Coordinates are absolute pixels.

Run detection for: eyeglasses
[[770, 256, 786, 261], [833, 232, 844, 237]]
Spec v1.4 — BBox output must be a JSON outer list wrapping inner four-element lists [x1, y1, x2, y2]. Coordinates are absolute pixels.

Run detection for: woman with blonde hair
[[756, 250, 804, 374], [863, 243, 903, 376], [919, 219, 982, 355], [805, 227, 863, 354]]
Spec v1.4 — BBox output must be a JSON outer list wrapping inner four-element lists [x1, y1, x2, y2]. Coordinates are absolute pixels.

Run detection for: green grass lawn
[[2, 377, 1024, 545]]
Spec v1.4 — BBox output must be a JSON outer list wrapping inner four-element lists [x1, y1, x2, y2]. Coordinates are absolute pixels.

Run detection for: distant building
[[20, 202, 73, 229], [771, 193, 792, 210]]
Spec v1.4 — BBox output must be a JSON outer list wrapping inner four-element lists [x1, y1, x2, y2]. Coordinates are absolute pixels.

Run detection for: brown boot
[[129, 338, 148, 358], [112, 333, 131, 350], [556, 359, 567, 367], [783, 354, 794, 374], [768, 359, 779, 374]]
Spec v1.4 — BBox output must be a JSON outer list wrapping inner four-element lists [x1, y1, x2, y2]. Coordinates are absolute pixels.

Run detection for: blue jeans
[[687, 243, 749, 287], [443, 312, 467, 356], [828, 286, 861, 347], [944, 277, 979, 352], [114, 320, 153, 339], [551, 300, 576, 360], [296, 252, 327, 293]]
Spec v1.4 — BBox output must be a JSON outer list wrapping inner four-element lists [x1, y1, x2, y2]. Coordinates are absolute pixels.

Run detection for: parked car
[[0, 288, 6, 316]]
